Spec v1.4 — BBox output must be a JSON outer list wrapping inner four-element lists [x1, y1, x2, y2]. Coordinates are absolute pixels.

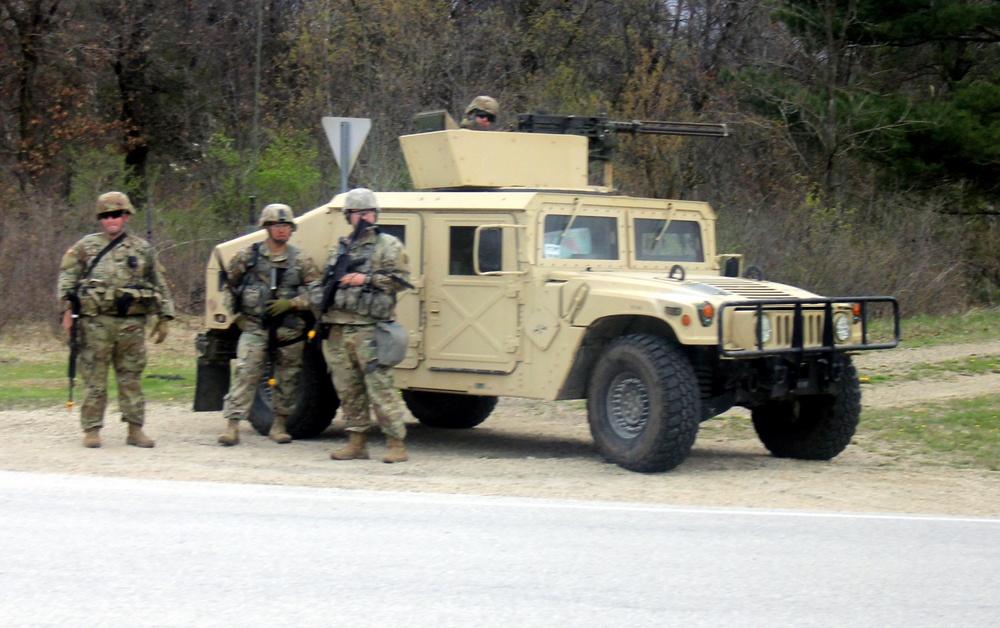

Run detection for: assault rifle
[[264, 266, 285, 387], [66, 293, 82, 408]]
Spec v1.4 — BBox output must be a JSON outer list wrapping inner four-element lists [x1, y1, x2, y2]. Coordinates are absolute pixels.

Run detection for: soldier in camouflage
[[460, 95, 499, 130], [58, 191, 175, 448], [313, 188, 412, 463], [218, 204, 321, 446]]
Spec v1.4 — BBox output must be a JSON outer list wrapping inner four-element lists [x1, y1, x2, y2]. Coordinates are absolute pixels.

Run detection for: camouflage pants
[[222, 327, 304, 421], [322, 324, 406, 440], [78, 315, 147, 430]]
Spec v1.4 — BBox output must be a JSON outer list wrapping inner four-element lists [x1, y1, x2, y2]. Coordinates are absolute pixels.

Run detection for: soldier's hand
[[151, 318, 169, 344], [266, 299, 294, 317]]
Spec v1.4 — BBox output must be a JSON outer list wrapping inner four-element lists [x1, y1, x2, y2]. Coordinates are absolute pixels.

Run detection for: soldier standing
[[315, 188, 412, 463], [58, 191, 175, 448], [459, 95, 499, 130], [218, 204, 321, 446]]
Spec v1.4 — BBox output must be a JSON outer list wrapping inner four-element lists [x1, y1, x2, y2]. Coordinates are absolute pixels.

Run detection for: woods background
[[1, 0, 998, 329]]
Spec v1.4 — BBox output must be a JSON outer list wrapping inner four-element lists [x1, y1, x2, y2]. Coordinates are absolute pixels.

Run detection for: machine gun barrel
[[604, 119, 729, 138], [517, 113, 728, 163]]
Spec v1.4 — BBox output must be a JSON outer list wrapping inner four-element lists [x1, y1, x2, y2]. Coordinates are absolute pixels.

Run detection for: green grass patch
[[884, 306, 1000, 348], [0, 353, 196, 410], [858, 395, 1000, 470], [860, 355, 1000, 384]]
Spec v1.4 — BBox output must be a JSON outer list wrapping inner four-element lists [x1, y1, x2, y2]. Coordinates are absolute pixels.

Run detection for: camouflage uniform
[[314, 226, 411, 440], [58, 233, 175, 431], [221, 243, 320, 422]]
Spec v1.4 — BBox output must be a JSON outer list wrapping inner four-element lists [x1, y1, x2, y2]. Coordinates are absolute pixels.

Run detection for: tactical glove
[[151, 318, 169, 344], [266, 298, 294, 317]]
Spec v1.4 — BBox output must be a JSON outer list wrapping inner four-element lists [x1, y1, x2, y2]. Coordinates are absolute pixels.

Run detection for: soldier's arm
[[369, 239, 411, 295], [149, 251, 176, 319], [291, 254, 322, 310], [57, 243, 85, 312], [225, 248, 249, 288]]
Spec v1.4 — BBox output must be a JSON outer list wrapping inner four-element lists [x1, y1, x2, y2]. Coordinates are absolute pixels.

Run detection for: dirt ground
[[1, 320, 998, 517]]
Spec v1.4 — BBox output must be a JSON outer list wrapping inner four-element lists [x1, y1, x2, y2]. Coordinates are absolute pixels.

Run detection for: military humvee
[[195, 112, 899, 473]]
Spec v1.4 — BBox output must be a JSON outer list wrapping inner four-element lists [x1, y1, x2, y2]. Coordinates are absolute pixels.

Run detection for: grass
[[860, 355, 1000, 385], [883, 306, 1000, 348], [859, 395, 1000, 471], [0, 318, 198, 410], [0, 352, 196, 410]]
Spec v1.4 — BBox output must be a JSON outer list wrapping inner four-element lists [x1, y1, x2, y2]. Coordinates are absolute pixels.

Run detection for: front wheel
[[587, 334, 700, 473], [248, 341, 340, 439], [402, 390, 498, 429], [751, 356, 861, 460]]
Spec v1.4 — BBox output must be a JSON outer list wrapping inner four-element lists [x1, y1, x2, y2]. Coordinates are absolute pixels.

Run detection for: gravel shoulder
[[1, 326, 998, 517]]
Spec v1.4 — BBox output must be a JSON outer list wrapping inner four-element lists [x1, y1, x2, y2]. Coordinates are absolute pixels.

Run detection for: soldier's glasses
[[99, 210, 125, 219], [474, 111, 496, 122]]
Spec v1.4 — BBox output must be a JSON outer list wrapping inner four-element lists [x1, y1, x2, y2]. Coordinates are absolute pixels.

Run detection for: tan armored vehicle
[[195, 113, 899, 473]]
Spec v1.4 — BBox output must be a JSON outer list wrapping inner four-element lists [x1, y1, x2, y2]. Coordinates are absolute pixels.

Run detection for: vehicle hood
[[563, 270, 823, 303]]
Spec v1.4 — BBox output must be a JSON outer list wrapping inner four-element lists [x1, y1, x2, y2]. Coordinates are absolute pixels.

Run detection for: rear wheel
[[249, 341, 339, 439], [402, 390, 498, 429], [587, 334, 700, 473], [751, 356, 860, 460]]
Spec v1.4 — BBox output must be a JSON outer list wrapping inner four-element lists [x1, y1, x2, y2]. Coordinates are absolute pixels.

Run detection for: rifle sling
[[82, 232, 128, 281]]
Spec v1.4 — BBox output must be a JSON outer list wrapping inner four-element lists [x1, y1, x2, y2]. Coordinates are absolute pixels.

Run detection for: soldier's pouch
[[79, 281, 109, 316], [276, 315, 306, 343], [241, 286, 264, 313], [375, 321, 408, 367]]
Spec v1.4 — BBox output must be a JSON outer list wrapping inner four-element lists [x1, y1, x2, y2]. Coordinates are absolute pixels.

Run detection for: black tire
[[751, 356, 861, 460], [402, 390, 498, 429], [248, 341, 339, 439], [587, 334, 701, 473]]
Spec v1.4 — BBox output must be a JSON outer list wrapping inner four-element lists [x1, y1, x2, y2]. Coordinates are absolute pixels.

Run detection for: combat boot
[[382, 437, 408, 463], [330, 431, 369, 460], [126, 423, 156, 448], [83, 428, 101, 449], [218, 419, 240, 446], [268, 415, 292, 444]]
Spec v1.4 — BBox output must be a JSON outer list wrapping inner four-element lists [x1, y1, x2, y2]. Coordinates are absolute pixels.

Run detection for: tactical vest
[[77, 236, 162, 317], [236, 245, 302, 320], [329, 234, 397, 321]]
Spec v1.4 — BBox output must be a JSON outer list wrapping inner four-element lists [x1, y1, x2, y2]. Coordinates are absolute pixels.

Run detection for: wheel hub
[[608, 375, 649, 439]]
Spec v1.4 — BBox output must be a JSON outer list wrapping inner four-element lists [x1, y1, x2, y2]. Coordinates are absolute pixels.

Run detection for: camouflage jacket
[[313, 226, 410, 325], [58, 232, 175, 318], [227, 242, 320, 327]]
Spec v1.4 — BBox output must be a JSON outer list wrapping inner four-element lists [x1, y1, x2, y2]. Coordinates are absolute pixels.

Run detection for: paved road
[[1, 470, 998, 627]]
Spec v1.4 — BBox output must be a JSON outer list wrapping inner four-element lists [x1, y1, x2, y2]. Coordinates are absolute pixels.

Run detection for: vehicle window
[[634, 219, 703, 262], [449, 226, 502, 275], [542, 215, 618, 260], [379, 224, 405, 244]]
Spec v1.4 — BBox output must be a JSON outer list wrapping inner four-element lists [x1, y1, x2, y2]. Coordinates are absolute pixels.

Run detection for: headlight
[[834, 313, 851, 342], [757, 314, 772, 345]]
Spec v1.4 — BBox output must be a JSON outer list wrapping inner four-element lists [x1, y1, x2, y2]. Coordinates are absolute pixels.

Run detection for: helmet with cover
[[341, 188, 380, 222], [464, 95, 499, 117], [95, 191, 135, 218], [258, 203, 296, 230]]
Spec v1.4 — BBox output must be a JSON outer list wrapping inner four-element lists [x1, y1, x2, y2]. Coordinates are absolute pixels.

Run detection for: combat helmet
[[464, 95, 499, 118], [95, 191, 135, 217], [258, 203, 296, 230], [341, 188, 380, 222]]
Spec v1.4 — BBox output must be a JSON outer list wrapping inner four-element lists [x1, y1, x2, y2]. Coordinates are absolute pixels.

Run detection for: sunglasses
[[99, 210, 126, 219], [474, 111, 496, 122]]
